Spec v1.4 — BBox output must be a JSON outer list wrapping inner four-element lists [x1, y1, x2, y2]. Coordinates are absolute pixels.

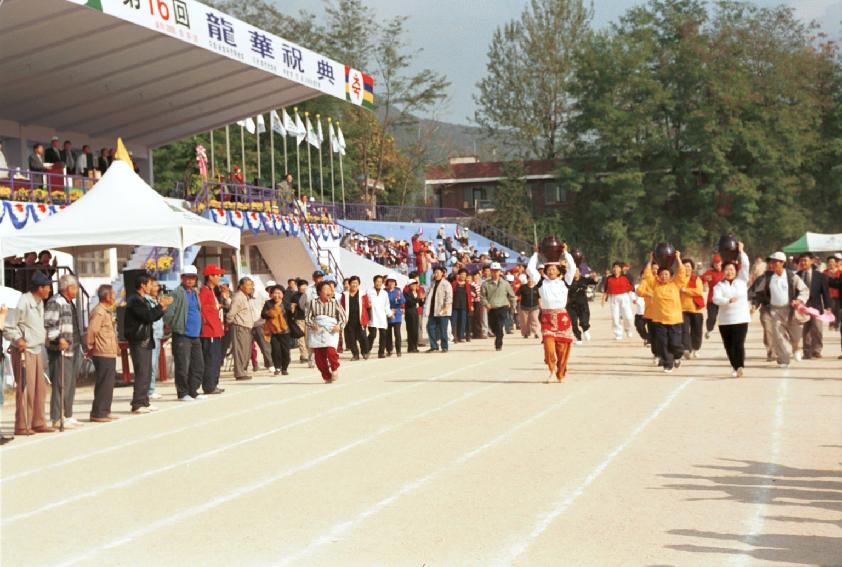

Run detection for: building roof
[[0, 0, 373, 152], [424, 159, 559, 186]]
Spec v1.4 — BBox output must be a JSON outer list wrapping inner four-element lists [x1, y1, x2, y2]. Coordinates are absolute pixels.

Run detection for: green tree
[[474, 0, 593, 159], [489, 162, 533, 241]]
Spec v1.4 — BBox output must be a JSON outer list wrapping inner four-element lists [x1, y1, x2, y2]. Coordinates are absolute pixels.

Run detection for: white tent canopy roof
[[0, 160, 240, 257]]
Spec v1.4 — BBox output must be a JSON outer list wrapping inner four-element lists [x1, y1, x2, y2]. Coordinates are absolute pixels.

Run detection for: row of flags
[[236, 109, 346, 156]]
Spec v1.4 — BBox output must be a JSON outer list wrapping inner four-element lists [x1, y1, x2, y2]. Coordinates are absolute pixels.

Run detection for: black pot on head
[[654, 242, 676, 272], [717, 234, 739, 264], [571, 247, 584, 267]]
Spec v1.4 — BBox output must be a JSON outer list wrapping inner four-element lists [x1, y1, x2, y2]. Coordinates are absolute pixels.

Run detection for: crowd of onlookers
[[3, 251, 58, 294], [0, 136, 130, 180]]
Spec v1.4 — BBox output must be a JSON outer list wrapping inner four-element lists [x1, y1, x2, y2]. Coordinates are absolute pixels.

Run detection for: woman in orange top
[[643, 251, 689, 373], [679, 258, 705, 359]]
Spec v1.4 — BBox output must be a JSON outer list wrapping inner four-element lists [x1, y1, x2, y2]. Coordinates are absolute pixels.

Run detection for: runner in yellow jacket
[[642, 251, 689, 373], [679, 258, 705, 359]]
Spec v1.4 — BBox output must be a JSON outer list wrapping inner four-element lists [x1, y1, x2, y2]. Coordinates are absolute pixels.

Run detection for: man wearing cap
[[749, 252, 809, 367], [164, 265, 205, 401], [44, 274, 84, 429], [200, 264, 227, 395], [3, 272, 55, 435], [340, 275, 370, 360], [367, 275, 392, 358], [424, 266, 453, 352], [481, 262, 517, 351], [298, 270, 325, 368], [796, 253, 832, 359]]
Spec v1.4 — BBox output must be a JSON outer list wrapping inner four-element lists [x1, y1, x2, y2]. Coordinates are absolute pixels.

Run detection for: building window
[[76, 250, 109, 277], [544, 183, 566, 204], [249, 246, 270, 273]]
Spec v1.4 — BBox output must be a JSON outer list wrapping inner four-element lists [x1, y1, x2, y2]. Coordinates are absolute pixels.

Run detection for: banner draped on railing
[[0, 201, 67, 231], [206, 206, 340, 242]]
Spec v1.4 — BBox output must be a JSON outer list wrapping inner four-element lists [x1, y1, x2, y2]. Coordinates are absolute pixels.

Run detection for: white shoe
[[736, 368, 744, 378], [653, 356, 660, 366], [584, 331, 592, 341], [664, 368, 673, 374], [330, 369, 339, 382], [777, 363, 790, 369], [615, 336, 623, 341], [149, 392, 162, 400], [269, 366, 276, 373], [626, 331, 633, 338], [132, 406, 151, 414], [691, 351, 699, 359], [731, 370, 738, 378], [178, 395, 194, 402], [147, 405, 160, 412], [794, 351, 803, 362], [194, 394, 207, 400], [576, 340, 583, 345], [705, 331, 711, 339], [65, 417, 81, 427]]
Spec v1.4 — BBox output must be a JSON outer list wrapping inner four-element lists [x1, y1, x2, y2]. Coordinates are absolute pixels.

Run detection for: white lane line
[[5, 353, 516, 526], [2, 355, 439, 483], [730, 372, 789, 567], [275, 384, 588, 567], [50, 366, 515, 567], [500, 378, 693, 565]]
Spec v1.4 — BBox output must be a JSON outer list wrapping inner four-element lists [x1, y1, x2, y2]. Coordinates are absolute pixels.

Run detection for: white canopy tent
[[0, 160, 241, 284]]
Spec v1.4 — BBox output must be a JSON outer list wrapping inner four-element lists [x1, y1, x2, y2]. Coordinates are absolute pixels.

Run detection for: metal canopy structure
[[0, 0, 372, 152]]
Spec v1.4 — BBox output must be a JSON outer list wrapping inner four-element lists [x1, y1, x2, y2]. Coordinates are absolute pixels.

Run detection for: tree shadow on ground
[[656, 457, 842, 565]]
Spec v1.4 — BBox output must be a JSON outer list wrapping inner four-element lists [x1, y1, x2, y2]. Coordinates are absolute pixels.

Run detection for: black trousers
[[705, 303, 719, 332], [645, 318, 657, 355], [635, 314, 649, 342], [405, 310, 420, 352], [368, 327, 389, 356], [568, 301, 590, 340], [652, 322, 684, 369], [269, 333, 291, 372], [129, 343, 152, 410], [719, 323, 748, 370], [488, 307, 507, 349], [388, 322, 402, 354], [172, 333, 203, 398], [201, 337, 223, 393], [682, 312, 704, 352], [344, 323, 369, 357], [91, 356, 116, 418]]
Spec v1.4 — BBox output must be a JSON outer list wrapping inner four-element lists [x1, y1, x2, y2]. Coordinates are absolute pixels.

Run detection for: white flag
[[294, 111, 306, 145], [270, 110, 286, 136], [256, 114, 267, 134], [329, 122, 339, 154], [282, 109, 296, 137], [237, 117, 255, 135], [316, 117, 324, 145], [337, 124, 346, 156], [305, 115, 320, 148]]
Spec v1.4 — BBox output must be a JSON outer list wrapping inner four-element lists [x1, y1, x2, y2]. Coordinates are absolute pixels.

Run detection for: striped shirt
[[305, 297, 348, 329]]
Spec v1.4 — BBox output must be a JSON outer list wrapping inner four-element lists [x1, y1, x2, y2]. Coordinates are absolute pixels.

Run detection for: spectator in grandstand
[[59, 140, 75, 173], [97, 148, 111, 174], [44, 136, 62, 164], [76, 145, 95, 176], [29, 143, 47, 173]]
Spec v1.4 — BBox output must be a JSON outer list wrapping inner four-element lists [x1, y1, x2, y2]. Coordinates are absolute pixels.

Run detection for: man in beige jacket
[[86, 285, 119, 422], [227, 277, 255, 380]]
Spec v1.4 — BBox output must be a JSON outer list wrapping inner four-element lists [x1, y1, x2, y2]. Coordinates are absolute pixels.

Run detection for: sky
[[274, 0, 842, 124]]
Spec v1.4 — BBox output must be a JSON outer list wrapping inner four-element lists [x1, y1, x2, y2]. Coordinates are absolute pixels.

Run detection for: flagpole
[[240, 123, 246, 180], [316, 114, 324, 203], [305, 111, 313, 199], [256, 115, 261, 183], [339, 149, 346, 218], [270, 113, 276, 189], [209, 129, 215, 179], [282, 108, 288, 175], [294, 107, 301, 199], [328, 117, 336, 210], [225, 125, 231, 175]]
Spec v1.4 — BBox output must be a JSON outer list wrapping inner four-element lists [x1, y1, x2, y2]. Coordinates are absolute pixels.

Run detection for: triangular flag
[[316, 116, 324, 145], [282, 109, 296, 137], [329, 121, 339, 154], [237, 117, 256, 135], [114, 137, 134, 170], [270, 110, 286, 136], [256, 114, 267, 134], [294, 111, 306, 145], [336, 124, 346, 156], [305, 115, 320, 148]]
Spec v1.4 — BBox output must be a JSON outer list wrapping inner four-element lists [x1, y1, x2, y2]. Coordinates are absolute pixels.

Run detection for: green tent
[[782, 232, 842, 254]]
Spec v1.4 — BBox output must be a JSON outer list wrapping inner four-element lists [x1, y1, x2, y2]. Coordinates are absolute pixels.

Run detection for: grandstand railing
[[0, 167, 97, 204]]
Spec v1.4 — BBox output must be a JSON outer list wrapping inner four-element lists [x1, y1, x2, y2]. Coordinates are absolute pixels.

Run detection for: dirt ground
[[2, 307, 840, 566]]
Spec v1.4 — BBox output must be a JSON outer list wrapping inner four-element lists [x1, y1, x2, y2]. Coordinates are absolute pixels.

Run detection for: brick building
[[424, 156, 568, 214]]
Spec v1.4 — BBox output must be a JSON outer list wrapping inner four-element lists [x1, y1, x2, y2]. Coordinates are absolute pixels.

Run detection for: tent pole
[[0, 257, 5, 287], [235, 248, 242, 281]]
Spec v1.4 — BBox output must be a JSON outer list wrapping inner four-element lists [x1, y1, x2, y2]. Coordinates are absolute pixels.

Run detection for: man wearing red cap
[[200, 264, 227, 395], [702, 255, 725, 339]]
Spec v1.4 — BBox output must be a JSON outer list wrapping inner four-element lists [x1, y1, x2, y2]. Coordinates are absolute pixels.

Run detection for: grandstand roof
[[0, 0, 373, 150]]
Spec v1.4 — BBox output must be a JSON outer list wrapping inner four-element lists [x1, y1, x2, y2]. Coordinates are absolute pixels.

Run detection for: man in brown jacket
[[86, 285, 119, 422]]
